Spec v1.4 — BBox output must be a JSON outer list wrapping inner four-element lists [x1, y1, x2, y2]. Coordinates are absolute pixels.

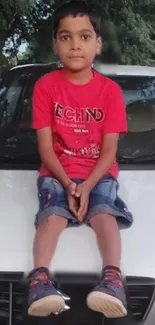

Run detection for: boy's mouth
[[69, 56, 84, 59]]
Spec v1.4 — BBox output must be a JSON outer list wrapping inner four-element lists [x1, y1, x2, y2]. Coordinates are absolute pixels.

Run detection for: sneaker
[[27, 267, 65, 317], [86, 266, 127, 318]]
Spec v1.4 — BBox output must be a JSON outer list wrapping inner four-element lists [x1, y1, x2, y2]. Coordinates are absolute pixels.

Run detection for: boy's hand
[[75, 182, 91, 222], [66, 182, 79, 217]]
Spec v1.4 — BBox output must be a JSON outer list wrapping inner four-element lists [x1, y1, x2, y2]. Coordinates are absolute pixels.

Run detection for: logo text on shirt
[[54, 103, 104, 123]]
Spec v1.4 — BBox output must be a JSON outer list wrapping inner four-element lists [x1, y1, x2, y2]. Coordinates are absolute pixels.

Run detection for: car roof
[[94, 63, 155, 76], [10, 62, 61, 71], [10, 62, 155, 77]]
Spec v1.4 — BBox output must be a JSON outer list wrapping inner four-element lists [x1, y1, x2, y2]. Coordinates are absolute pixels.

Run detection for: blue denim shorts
[[35, 175, 133, 229]]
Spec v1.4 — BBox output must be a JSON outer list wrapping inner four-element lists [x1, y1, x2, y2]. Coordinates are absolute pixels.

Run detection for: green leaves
[[100, 0, 155, 65], [1, 0, 155, 66]]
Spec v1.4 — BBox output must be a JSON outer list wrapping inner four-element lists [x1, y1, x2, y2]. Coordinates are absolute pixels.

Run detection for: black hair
[[52, 0, 102, 38]]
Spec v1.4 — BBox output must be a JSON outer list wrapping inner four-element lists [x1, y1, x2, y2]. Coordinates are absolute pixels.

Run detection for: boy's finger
[[69, 184, 76, 195], [78, 199, 88, 221], [75, 191, 80, 197], [68, 199, 79, 216], [74, 186, 81, 197], [69, 205, 78, 216], [78, 203, 85, 221], [70, 189, 76, 195]]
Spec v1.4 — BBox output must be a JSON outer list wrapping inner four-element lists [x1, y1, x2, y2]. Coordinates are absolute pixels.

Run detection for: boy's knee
[[48, 215, 68, 229], [39, 215, 68, 232], [90, 213, 109, 226], [90, 213, 117, 232]]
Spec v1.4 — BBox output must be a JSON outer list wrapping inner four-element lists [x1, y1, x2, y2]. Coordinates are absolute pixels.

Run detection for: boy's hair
[[52, 0, 102, 38]]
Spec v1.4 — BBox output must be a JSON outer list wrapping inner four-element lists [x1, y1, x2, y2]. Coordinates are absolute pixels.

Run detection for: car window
[[0, 66, 56, 167], [15, 67, 58, 128], [113, 76, 155, 131], [110, 75, 155, 163], [0, 72, 32, 128], [17, 78, 35, 128]]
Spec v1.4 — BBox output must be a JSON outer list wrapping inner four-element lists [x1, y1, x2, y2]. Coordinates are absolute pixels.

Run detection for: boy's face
[[54, 15, 102, 71]]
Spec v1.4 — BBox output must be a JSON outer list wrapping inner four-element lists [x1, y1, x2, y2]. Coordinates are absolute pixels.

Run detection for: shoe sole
[[87, 292, 127, 318], [28, 295, 65, 317]]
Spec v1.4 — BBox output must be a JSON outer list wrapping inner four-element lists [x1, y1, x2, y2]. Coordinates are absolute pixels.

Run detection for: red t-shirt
[[32, 69, 127, 179]]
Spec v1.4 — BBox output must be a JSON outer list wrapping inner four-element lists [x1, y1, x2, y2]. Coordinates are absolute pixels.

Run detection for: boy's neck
[[63, 66, 93, 85]]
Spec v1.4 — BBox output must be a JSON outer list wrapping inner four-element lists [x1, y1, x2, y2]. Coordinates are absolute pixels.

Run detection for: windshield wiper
[[0, 153, 40, 164], [118, 153, 155, 164]]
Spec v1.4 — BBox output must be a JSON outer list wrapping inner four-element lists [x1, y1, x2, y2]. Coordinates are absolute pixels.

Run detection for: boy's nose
[[70, 38, 81, 50]]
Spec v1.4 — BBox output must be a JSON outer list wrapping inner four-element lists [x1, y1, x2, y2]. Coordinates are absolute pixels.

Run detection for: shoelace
[[98, 272, 122, 290], [30, 270, 55, 288], [97, 279, 119, 294]]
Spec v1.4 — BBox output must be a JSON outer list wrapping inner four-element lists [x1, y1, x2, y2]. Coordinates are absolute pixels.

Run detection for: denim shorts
[[35, 175, 133, 229]]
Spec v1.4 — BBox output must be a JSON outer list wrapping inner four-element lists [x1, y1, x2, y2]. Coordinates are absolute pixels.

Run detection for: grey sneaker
[[27, 267, 65, 317], [87, 267, 127, 318]]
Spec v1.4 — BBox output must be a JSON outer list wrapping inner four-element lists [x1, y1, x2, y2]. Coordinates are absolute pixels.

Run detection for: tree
[[98, 0, 155, 65], [1, 0, 155, 66], [0, 0, 35, 64], [24, 0, 56, 63]]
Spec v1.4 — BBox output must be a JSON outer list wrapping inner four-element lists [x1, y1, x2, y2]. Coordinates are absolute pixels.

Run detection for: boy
[[28, 0, 133, 319]]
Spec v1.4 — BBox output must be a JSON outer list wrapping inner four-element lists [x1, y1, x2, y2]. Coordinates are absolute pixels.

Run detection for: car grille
[[127, 276, 155, 321], [0, 273, 25, 325], [0, 273, 154, 325]]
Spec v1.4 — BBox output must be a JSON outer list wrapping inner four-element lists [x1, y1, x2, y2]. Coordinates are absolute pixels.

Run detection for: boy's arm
[[84, 133, 119, 191], [37, 127, 78, 216], [37, 127, 71, 189], [85, 81, 127, 190], [75, 82, 127, 220], [32, 77, 71, 189], [75, 134, 119, 221]]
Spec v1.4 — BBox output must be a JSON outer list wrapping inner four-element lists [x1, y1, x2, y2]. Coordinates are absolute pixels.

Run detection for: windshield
[[0, 70, 155, 166], [0, 71, 33, 127], [111, 75, 155, 163]]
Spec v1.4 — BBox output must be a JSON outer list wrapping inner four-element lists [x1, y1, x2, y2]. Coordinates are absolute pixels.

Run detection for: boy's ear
[[96, 37, 102, 55]]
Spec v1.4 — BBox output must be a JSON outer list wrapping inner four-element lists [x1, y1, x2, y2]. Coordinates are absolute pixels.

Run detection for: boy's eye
[[82, 34, 91, 41], [60, 35, 70, 41]]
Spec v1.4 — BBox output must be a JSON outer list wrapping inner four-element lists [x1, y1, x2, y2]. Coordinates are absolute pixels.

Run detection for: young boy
[[28, 0, 133, 319]]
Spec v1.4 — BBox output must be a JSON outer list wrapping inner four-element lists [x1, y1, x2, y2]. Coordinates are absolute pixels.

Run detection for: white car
[[0, 62, 155, 325]]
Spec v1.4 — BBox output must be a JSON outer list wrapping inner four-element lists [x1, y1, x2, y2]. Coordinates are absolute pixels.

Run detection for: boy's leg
[[27, 177, 81, 317], [28, 215, 67, 317], [85, 176, 133, 318], [87, 213, 127, 318], [33, 215, 68, 268], [90, 213, 121, 267]]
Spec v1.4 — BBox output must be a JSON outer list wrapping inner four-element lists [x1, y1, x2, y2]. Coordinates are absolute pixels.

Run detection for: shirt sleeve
[[32, 76, 53, 129], [103, 81, 127, 134]]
